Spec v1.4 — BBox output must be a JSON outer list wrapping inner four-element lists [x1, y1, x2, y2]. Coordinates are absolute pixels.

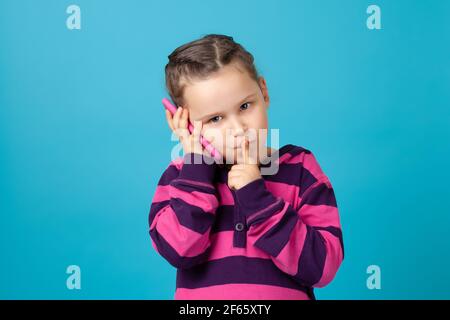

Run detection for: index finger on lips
[[241, 137, 249, 164]]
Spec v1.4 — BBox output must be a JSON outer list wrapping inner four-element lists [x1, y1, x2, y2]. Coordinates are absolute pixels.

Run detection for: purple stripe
[[149, 228, 212, 269], [159, 145, 314, 189], [211, 205, 235, 233], [151, 204, 234, 235], [295, 225, 327, 287], [212, 203, 294, 234], [262, 164, 319, 197], [158, 165, 180, 186], [315, 226, 344, 258], [258, 144, 297, 168], [148, 200, 170, 227], [298, 168, 319, 196], [171, 179, 216, 195], [171, 197, 215, 234], [253, 205, 299, 256], [214, 167, 230, 184], [178, 153, 217, 183], [233, 178, 280, 219], [176, 255, 312, 296], [258, 144, 310, 169], [149, 198, 215, 235], [214, 145, 298, 184], [301, 183, 337, 207], [264, 163, 304, 186], [175, 178, 215, 190]]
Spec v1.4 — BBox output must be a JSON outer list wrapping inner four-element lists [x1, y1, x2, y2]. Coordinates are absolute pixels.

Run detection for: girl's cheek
[[202, 127, 224, 152]]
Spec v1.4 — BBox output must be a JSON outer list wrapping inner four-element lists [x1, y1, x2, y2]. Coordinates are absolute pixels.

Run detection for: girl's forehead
[[183, 67, 259, 119]]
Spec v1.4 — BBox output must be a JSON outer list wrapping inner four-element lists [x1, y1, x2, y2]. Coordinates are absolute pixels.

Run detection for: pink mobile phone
[[162, 98, 223, 162]]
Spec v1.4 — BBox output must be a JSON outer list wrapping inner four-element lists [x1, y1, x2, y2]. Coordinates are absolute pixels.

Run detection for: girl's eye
[[240, 102, 251, 111], [209, 115, 222, 124]]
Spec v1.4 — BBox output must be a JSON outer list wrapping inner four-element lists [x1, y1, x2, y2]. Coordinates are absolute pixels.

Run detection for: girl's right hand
[[165, 106, 206, 156]]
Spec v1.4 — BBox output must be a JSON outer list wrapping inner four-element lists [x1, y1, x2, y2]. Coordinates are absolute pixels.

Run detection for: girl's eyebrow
[[198, 93, 257, 120]]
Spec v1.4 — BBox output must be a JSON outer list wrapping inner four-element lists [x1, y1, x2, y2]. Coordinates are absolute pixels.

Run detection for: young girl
[[148, 34, 344, 300]]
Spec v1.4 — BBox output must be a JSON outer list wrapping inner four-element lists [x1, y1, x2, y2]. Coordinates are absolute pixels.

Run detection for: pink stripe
[[175, 283, 310, 300], [314, 229, 344, 287], [152, 185, 170, 203], [265, 180, 299, 207], [154, 206, 211, 257], [270, 220, 308, 276], [153, 185, 218, 214], [207, 231, 271, 261], [298, 204, 341, 228], [216, 183, 234, 205], [301, 153, 327, 181]]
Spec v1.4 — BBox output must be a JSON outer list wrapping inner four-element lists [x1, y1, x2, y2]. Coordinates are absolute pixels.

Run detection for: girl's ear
[[258, 76, 270, 109]]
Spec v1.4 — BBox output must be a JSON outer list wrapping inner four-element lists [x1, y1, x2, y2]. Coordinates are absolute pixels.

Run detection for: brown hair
[[164, 34, 260, 107]]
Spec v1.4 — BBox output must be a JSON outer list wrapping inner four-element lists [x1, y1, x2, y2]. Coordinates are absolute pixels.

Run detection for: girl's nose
[[226, 118, 247, 148], [229, 117, 246, 136]]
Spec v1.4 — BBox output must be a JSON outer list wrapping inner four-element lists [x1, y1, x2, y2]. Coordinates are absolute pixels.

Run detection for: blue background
[[1, 0, 449, 299]]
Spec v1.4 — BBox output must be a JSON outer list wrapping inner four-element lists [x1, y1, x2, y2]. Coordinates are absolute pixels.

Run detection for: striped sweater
[[148, 144, 344, 300]]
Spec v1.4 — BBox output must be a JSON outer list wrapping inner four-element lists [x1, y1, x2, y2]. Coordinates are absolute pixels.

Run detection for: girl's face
[[182, 63, 270, 164]]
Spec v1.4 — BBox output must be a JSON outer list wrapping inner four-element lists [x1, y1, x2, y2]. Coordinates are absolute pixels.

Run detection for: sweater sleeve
[[148, 153, 219, 270], [234, 151, 344, 288]]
